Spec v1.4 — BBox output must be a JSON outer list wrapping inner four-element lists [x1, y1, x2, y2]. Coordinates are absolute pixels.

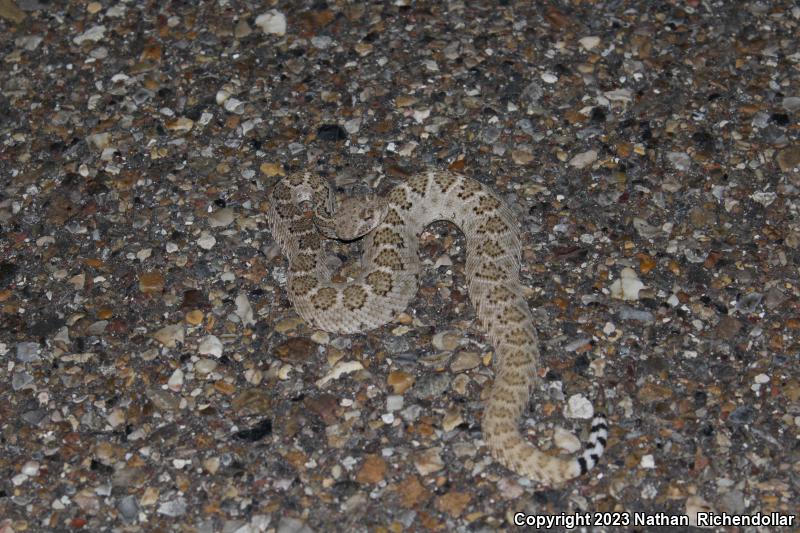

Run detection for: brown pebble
[[714, 315, 741, 340], [396, 475, 430, 508], [435, 491, 472, 517], [139, 271, 165, 294], [387, 370, 415, 394], [303, 394, 340, 424], [776, 145, 800, 172], [213, 380, 236, 395], [274, 337, 317, 363], [355, 454, 387, 484], [231, 389, 272, 415]]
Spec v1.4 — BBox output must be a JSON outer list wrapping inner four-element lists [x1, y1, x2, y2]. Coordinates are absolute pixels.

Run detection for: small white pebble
[[255, 10, 286, 35], [640, 454, 655, 469], [215, 90, 231, 105], [21, 461, 40, 476], [136, 248, 152, 261], [610, 267, 645, 301], [564, 394, 594, 419], [578, 36, 601, 51], [568, 149, 598, 169], [754, 373, 769, 384], [167, 368, 184, 392], [386, 395, 404, 412], [540, 72, 558, 83], [223, 98, 244, 114], [172, 459, 191, 469], [277, 364, 294, 380], [198, 335, 223, 358], [194, 358, 218, 375], [196, 232, 216, 250]]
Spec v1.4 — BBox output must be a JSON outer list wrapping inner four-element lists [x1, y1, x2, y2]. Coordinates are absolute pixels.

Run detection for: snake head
[[314, 195, 388, 241]]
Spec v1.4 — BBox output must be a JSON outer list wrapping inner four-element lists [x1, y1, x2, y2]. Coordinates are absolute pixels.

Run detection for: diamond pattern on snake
[[267, 170, 607, 484]]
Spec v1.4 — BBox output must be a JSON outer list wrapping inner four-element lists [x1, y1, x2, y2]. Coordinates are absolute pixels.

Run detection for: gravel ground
[[1, 1, 799, 532]]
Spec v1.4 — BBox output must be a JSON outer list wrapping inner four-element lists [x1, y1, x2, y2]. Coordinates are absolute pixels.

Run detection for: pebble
[[511, 146, 534, 164], [223, 98, 245, 114], [185, 309, 204, 325], [563, 394, 593, 419], [344, 118, 361, 134], [157, 496, 188, 517], [431, 330, 461, 351], [167, 368, 184, 392], [275, 338, 316, 363], [640, 454, 655, 468], [568, 149, 597, 169], [198, 335, 223, 357], [450, 351, 481, 372], [117, 495, 139, 521], [73, 25, 106, 44], [618, 306, 654, 323], [609, 267, 644, 301], [540, 72, 558, 84], [441, 409, 463, 432], [387, 371, 415, 394], [356, 454, 387, 484], [414, 448, 444, 475], [782, 96, 800, 112], [386, 395, 404, 412], [727, 405, 755, 426], [139, 271, 165, 293], [208, 207, 234, 227], [21, 461, 39, 476], [194, 357, 218, 376], [578, 36, 601, 50], [255, 10, 287, 36], [86, 320, 108, 335], [316, 360, 364, 387], [197, 232, 217, 250], [311, 36, 332, 49], [666, 151, 692, 171], [12, 370, 34, 391], [234, 293, 255, 326], [106, 408, 126, 428], [412, 374, 450, 399], [16, 341, 41, 362], [777, 146, 800, 172], [234, 19, 252, 39], [153, 324, 184, 347], [714, 316, 741, 340]]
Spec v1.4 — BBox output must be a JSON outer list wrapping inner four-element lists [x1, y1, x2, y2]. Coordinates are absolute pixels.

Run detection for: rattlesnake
[[267, 170, 607, 484]]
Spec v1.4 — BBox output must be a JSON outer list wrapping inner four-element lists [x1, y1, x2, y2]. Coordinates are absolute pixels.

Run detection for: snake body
[[267, 170, 607, 484]]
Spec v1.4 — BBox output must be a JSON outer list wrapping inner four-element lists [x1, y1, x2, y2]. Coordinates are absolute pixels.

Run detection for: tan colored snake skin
[[267, 170, 607, 484]]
